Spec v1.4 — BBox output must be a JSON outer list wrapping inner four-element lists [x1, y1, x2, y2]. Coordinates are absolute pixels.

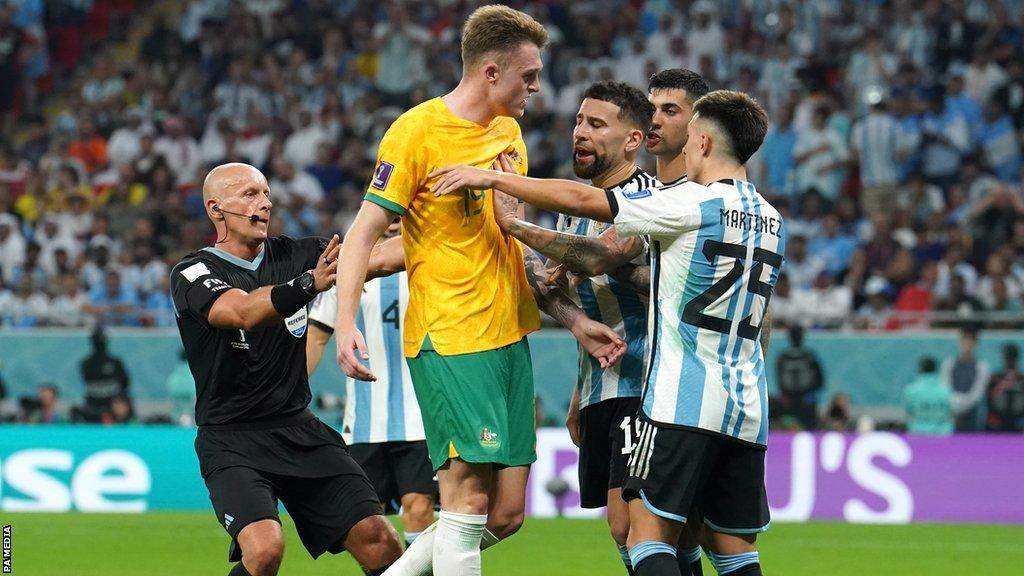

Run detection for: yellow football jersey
[[365, 97, 540, 357]]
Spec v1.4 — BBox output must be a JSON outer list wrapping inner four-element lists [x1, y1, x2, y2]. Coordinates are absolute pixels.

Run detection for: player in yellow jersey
[[334, 6, 623, 576]]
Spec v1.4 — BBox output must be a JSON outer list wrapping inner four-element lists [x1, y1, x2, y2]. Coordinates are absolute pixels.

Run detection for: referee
[[169, 163, 401, 576]]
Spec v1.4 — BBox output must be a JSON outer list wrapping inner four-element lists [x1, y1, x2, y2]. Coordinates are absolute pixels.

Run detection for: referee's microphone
[[214, 205, 268, 223]]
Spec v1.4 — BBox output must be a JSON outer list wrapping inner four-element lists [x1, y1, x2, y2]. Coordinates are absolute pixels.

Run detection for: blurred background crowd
[[1, 0, 1024, 331]]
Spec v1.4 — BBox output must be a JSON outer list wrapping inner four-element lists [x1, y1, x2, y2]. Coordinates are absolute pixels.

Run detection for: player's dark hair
[[919, 356, 937, 374], [461, 5, 549, 68], [582, 81, 655, 131], [692, 90, 769, 165], [648, 69, 711, 103]]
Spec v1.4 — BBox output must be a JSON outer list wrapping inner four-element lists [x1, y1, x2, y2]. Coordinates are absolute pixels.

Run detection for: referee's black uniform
[[170, 235, 382, 562]]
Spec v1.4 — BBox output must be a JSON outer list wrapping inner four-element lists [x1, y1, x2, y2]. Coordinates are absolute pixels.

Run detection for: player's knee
[[451, 491, 490, 515], [402, 494, 436, 527], [607, 513, 629, 547], [487, 509, 524, 540], [350, 516, 402, 569], [242, 538, 284, 576]]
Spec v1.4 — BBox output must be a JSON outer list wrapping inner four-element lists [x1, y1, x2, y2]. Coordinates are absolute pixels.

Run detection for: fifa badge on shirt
[[371, 160, 395, 190]]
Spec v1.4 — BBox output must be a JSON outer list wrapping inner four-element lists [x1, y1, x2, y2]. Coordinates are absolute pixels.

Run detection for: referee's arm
[[207, 287, 286, 331]]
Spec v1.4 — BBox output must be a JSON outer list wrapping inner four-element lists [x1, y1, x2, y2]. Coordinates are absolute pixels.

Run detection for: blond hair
[[461, 5, 549, 69]]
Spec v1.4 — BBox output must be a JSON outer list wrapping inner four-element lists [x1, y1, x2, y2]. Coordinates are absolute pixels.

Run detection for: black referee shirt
[[169, 235, 328, 426]]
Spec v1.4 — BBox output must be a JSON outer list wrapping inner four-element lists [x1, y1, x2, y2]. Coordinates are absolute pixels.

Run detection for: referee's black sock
[[227, 563, 252, 576], [678, 546, 703, 576], [630, 541, 681, 576]]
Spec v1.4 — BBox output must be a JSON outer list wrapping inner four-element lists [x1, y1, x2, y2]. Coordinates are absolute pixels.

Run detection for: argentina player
[[490, 80, 656, 575], [431, 90, 783, 576], [306, 218, 436, 551]]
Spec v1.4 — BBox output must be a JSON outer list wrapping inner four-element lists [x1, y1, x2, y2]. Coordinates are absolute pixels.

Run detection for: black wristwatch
[[296, 270, 317, 295]]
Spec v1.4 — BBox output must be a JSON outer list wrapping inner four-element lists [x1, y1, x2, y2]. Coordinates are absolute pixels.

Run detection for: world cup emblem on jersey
[[371, 160, 395, 190], [480, 427, 500, 449]]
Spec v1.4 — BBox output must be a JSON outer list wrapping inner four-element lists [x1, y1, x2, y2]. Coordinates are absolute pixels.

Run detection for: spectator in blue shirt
[[809, 214, 859, 277], [761, 105, 797, 197], [305, 142, 345, 196], [977, 99, 1022, 182], [84, 270, 139, 327], [944, 74, 984, 138]]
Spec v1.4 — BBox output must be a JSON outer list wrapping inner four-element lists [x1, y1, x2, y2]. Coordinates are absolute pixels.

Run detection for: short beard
[[573, 154, 611, 180]]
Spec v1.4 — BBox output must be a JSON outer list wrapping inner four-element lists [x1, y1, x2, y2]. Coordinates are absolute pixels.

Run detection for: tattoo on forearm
[[509, 219, 631, 276], [522, 248, 580, 328]]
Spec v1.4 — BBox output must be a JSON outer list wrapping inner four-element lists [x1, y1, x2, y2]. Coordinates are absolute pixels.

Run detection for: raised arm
[[431, 154, 615, 222], [335, 202, 395, 381], [493, 188, 643, 276], [206, 235, 339, 330]]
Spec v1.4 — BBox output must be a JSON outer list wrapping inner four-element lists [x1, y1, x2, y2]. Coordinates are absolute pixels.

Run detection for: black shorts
[[205, 466, 382, 561], [578, 396, 642, 508], [196, 410, 383, 561], [622, 418, 771, 535], [348, 440, 437, 514]]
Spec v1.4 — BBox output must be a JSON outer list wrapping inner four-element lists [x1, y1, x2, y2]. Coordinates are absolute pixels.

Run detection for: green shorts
[[406, 337, 537, 470]]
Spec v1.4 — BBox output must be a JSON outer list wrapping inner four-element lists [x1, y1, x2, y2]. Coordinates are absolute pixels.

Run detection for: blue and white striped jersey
[[308, 273, 425, 444], [852, 112, 901, 187], [556, 168, 658, 409], [612, 179, 786, 446]]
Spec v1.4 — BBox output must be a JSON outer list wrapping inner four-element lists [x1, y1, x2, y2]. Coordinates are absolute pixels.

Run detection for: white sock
[[479, 528, 501, 550], [433, 510, 487, 576], [382, 522, 437, 576]]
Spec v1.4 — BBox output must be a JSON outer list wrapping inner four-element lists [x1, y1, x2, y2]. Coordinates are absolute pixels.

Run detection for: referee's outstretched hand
[[313, 234, 341, 291]]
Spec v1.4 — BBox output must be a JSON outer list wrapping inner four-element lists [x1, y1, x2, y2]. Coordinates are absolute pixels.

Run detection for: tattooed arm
[[523, 247, 626, 368], [607, 262, 651, 294], [493, 187, 643, 276]]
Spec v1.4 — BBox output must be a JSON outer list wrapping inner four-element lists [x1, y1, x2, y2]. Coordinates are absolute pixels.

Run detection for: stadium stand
[[3, 0, 1024, 431]]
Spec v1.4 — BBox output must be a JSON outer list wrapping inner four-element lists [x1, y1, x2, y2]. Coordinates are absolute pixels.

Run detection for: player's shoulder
[[646, 179, 719, 207], [170, 250, 219, 283], [610, 167, 660, 194], [389, 98, 443, 133]]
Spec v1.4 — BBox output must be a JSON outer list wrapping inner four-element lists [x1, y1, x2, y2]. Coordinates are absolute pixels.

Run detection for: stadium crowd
[[2, 0, 1024, 330]]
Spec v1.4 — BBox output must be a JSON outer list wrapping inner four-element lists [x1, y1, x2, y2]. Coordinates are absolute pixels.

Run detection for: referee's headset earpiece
[[213, 204, 223, 218]]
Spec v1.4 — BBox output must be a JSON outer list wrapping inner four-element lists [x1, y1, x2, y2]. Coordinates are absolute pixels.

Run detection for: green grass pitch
[[3, 513, 1023, 575]]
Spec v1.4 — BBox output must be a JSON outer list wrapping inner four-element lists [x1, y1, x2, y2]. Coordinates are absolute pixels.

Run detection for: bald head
[[203, 163, 267, 203]]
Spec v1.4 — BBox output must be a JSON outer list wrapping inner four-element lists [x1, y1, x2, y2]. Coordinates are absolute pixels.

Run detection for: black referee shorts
[[348, 440, 437, 514], [206, 466, 382, 562], [578, 396, 642, 508], [622, 418, 771, 535], [196, 411, 383, 562]]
